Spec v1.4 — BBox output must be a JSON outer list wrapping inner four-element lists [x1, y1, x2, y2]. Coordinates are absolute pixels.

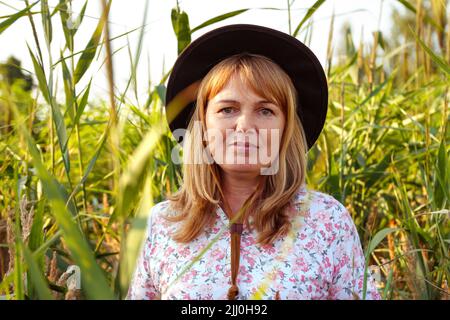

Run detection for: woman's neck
[[220, 171, 262, 218]]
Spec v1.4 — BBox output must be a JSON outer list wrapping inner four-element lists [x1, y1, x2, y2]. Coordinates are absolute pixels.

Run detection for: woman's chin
[[219, 163, 262, 173]]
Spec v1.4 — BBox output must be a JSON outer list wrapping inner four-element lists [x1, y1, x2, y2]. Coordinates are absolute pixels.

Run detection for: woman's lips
[[229, 142, 258, 151]]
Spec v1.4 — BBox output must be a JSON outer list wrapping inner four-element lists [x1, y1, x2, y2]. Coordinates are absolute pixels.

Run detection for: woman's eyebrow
[[214, 99, 277, 106], [214, 99, 240, 104]]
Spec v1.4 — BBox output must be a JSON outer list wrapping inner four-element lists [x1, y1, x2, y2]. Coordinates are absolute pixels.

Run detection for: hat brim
[[165, 24, 328, 150]]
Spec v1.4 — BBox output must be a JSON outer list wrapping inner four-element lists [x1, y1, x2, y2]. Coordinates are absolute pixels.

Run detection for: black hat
[[165, 24, 328, 150]]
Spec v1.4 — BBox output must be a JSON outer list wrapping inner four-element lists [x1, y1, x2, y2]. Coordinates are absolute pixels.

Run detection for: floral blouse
[[126, 184, 382, 300]]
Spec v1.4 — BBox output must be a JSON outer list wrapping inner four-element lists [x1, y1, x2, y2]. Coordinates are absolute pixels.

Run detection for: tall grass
[[0, 0, 448, 300]]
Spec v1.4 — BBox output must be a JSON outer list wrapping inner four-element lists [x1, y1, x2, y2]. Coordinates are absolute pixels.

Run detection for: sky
[[0, 0, 400, 103]]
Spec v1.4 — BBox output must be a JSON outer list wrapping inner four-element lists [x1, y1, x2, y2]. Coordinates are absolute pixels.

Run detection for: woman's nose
[[235, 111, 256, 132]]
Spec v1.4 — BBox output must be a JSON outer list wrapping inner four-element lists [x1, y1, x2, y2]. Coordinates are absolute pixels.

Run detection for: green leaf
[[171, 8, 191, 55], [73, 0, 111, 84], [373, 31, 385, 50], [75, 1, 88, 32], [52, 100, 71, 175], [155, 84, 166, 105], [28, 200, 45, 253], [29, 48, 70, 174], [293, 0, 325, 37], [366, 228, 400, 258], [22, 245, 54, 300], [68, 116, 108, 204], [365, 152, 391, 190], [73, 79, 91, 126], [110, 122, 166, 224], [396, 0, 416, 13], [191, 9, 250, 33], [0, 1, 39, 35], [120, 174, 153, 296], [61, 52, 74, 120], [27, 44, 50, 104], [129, 104, 151, 126], [412, 28, 450, 77], [41, 0, 52, 45], [59, 0, 73, 51]]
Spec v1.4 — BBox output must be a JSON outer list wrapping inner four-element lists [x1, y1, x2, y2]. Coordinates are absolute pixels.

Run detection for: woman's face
[[205, 74, 285, 176]]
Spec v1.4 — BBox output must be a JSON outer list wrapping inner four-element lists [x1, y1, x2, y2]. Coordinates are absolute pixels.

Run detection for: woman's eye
[[260, 108, 274, 116], [219, 107, 234, 114]]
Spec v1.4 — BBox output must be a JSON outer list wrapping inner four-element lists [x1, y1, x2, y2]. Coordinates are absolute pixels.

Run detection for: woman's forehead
[[209, 74, 275, 104]]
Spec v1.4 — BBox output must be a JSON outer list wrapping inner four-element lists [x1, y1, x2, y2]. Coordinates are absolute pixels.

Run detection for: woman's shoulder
[[148, 199, 176, 221], [146, 199, 184, 233], [292, 184, 354, 229]]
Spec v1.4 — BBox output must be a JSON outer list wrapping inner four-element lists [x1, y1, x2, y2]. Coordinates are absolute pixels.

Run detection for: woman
[[127, 24, 381, 300]]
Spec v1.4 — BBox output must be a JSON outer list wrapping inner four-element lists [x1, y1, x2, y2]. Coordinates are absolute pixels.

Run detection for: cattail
[[400, 231, 420, 299], [102, 193, 109, 214], [441, 280, 449, 300], [364, 204, 378, 245], [387, 219, 399, 281], [48, 251, 59, 283], [19, 195, 34, 244]]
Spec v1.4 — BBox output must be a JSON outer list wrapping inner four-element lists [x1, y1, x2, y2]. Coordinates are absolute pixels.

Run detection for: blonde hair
[[165, 52, 309, 245]]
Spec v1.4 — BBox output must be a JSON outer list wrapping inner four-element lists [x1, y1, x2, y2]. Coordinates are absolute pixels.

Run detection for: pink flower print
[[213, 226, 222, 234], [305, 240, 314, 250], [201, 270, 209, 277], [324, 256, 331, 268], [166, 246, 175, 256], [211, 247, 226, 260], [245, 255, 256, 268], [239, 265, 247, 274], [166, 265, 173, 275], [325, 222, 332, 232], [179, 246, 191, 257], [319, 230, 326, 240], [339, 253, 350, 268], [242, 234, 254, 247], [358, 277, 363, 289], [145, 290, 158, 299], [311, 279, 320, 289], [303, 208, 312, 218], [241, 270, 253, 284], [299, 233, 307, 240], [327, 233, 336, 246], [261, 243, 276, 255], [143, 260, 149, 272], [295, 256, 308, 273], [182, 292, 191, 299]]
